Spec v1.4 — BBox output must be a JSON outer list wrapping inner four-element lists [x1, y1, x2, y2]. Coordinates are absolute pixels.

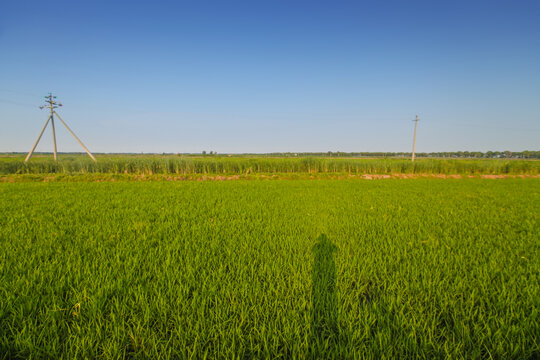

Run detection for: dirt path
[[1, 173, 539, 183]]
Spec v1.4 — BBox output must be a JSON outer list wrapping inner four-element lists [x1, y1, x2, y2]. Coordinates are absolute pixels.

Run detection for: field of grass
[[1, 154, 539, 176], [1, 178, 538, 358]]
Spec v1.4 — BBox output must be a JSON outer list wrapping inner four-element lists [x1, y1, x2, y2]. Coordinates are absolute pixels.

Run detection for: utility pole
[[48, 95, 58, 161], [25, 93, 97, 163], [411, 114, 419, 162]]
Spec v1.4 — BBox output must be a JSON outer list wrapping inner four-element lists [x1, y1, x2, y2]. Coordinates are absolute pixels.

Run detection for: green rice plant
[[0, 179, 538, 358]]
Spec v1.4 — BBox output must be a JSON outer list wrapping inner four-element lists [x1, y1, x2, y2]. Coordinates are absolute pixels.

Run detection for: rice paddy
[[0, 177, 538, 358]]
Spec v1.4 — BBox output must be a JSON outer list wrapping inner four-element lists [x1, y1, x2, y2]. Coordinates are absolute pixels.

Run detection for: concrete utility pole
[[53, 111, 96, 162], [50, 97, 58, 161], [411, 114, 419, 162], [25, 93, 97, 163]]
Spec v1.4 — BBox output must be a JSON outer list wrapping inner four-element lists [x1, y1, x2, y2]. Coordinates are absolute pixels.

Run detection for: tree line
[[261, 151, 540, 159]]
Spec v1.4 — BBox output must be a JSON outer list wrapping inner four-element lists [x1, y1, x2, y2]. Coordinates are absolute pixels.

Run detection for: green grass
[[1, 154, 539, 176], [0, 179, 538, 358]]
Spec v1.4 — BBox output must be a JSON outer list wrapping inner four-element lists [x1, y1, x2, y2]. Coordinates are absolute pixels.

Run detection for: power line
[[0, 89, 43, 98], [0, 98, 39, 109], [427, 120, 540, 132]]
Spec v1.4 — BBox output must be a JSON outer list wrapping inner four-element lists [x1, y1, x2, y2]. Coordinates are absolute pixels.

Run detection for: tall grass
[[1, 155, 538, 175]]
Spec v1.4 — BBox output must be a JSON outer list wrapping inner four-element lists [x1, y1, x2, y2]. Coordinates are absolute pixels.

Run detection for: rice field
[[0, 178, 538, 359]]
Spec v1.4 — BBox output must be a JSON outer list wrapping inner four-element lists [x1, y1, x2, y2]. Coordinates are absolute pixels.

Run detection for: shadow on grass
[[310, 234, 339, 356]]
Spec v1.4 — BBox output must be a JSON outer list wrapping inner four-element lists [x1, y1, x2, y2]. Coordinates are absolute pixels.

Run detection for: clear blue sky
[[1, 0, 539, 153]]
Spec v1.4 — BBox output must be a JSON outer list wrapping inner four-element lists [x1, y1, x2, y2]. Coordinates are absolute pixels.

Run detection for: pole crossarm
[[24, 93, 97, 163]]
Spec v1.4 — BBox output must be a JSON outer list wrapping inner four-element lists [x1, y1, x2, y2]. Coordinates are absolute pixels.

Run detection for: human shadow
[[310, 234, 339, 355]]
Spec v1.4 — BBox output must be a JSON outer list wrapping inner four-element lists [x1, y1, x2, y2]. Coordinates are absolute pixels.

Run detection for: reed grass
[[1, 155, 538, 175]]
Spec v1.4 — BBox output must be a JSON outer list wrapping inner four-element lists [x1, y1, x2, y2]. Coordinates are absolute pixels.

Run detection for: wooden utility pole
[[411, 114, 419, 162], [25, 93, 96, 163]]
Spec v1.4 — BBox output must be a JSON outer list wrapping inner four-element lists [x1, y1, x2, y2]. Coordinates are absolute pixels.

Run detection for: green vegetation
[[1, 154, 539, 176], [1, 179, 538, 358]]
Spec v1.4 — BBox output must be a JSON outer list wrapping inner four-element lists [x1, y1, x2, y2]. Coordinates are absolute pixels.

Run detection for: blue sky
[[1, 0, 539, 153]]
